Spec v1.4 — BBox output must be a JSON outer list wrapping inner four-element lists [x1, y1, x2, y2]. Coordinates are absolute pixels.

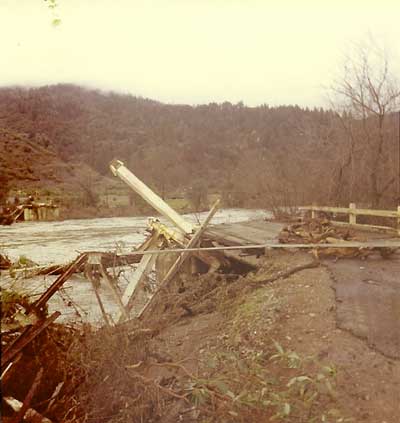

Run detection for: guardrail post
[[349, 203, 356, 225], [397, 206, 400, 236], [311, 204, 316, 219]]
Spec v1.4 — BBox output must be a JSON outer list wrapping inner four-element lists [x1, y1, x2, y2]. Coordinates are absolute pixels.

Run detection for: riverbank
[[2, 249, 399, 422], [2, 212, 399, 422]]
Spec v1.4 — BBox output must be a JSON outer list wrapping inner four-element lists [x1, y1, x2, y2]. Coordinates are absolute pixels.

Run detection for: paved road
[[326, 254, 400, 359]]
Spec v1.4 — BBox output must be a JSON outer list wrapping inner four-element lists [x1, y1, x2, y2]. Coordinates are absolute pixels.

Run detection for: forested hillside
[[0, 84, 398, 211]]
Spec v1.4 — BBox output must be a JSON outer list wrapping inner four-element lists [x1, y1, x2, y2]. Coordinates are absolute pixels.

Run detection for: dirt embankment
[[2, 250, 400, 422]]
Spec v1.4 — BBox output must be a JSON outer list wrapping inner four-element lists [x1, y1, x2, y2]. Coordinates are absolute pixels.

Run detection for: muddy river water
[[0, 209, 267, 324]]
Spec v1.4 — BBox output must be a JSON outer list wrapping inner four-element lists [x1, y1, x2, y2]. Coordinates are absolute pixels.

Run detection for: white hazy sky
[[0, 0, 399, 107]]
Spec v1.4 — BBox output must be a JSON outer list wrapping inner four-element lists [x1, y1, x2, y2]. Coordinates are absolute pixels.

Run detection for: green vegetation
[[187, 285, 353, 422]]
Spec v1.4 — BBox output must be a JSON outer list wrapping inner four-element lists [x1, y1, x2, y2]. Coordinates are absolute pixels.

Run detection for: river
[[0, 209, 268, 324]]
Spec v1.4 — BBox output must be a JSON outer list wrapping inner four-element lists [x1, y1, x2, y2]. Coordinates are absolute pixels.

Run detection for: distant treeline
[[0, 84, 398, 210]]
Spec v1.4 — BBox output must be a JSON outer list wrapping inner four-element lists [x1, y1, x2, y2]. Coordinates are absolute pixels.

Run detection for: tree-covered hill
[[0, 84, 398, 211]]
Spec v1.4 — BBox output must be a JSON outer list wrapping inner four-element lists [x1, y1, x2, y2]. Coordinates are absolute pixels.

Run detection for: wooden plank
[[1, 362, 13, 381], [300, 205, 399, 219], [138, 200, 220, 320], [239, 220, 284, 233], [99, 263, 129, 321], [121, 249, 157, 306], [35, 251, 142, 276], [32, 254, 87, 312], [203, 229, 248, 246], [115, 234, 162, 322], [205, 221, 284, 246], [332, 221, 398, 234], [72, 240, 400, 259], [116, 253, 157, 323], [5, 395, 52, 423], [149, 219, 225, 269], [1, 312, 60, 368], [10, 367, 43, 423], [300, 206, 352, 214], [85, 271, 112, 327], [110, 160, 194, 234]]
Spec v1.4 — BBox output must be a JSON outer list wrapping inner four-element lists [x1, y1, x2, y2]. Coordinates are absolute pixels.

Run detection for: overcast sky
[[0, 0, 399, 107]]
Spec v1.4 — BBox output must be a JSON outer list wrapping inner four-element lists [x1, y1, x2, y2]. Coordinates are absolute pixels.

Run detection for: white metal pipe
[[110, 159, 194, 234]]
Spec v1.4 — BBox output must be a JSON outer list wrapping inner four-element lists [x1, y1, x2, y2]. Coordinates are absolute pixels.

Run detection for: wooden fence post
[[311, 204, 316, 219], [397, 206, 400, 236], [349, 203, 356, 225]]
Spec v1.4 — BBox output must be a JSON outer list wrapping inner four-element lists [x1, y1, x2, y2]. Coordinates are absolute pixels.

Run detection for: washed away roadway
[[209, 219, 400, 360], [325, 253, 400, 359]]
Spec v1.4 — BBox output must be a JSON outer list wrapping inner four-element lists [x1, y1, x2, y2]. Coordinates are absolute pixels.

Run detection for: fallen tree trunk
[[36, 252, 143, 276], [248, 260, 320, 288]]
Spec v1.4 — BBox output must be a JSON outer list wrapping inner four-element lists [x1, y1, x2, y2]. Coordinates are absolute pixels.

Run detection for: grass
[[187, 284, 353, 422]]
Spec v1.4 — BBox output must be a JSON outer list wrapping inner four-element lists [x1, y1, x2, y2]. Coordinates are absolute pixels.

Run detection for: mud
[[3, 249, 400, 423]]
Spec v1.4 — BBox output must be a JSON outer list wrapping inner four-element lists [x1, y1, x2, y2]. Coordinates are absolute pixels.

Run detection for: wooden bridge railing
[[299, 203, 400, 236]]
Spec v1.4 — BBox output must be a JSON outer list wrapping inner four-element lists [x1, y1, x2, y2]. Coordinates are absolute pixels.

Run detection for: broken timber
[[109, 160, 231, 322], [116, 231, 163, 322], [108, 160, 400, 322], [138, 199, 220, 320], [9, 367, 44, 423], [1, 312, 61, 369], [7, 161, 396, 335], [110, 159, 194, 234]]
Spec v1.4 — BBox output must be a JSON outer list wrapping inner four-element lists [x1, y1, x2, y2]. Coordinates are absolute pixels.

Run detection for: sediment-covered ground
[[2, 247, 399, 422]]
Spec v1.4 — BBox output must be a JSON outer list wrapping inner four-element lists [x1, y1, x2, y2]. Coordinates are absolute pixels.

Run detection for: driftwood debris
[[249, 260, 320, 287], [313, 237, 397, 259], [5, 395, 53, 423], [9, 367, 44, 423], [1, 312, 61, 369], [279, 218, 398, 259], [31, 255, 88, 313], [279, 218, 352, 244], [1, 253, 12, 270], [33, 251, 142, 276], [85, 261, 112, 326], [116, 231, 163, 322], [138, 200, 220, 320]]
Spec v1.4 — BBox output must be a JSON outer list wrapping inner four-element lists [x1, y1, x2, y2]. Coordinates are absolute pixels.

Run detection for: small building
[[0, 203, 60, 225]]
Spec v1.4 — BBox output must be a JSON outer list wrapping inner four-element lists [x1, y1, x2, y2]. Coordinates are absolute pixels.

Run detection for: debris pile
[[278, 218, 353, 244], [0, 253, 12, 270], [1, 287, 78, 423], [279, 218, 398, 259], [3, 160, 398, 421], [0, 194, 253, 422]]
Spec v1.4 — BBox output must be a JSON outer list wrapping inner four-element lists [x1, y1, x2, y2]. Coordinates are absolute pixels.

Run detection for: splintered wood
[[279, 218, 398, 259], [279, 218, 353, 244], [138, 200, 220, 320]]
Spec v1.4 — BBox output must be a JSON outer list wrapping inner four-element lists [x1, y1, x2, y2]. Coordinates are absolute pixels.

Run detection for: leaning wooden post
[[10, 367, 44, 423], [138, 200, 220, 320], [110, 159, 195, 235], [99, 263, 130, 321], [115, 232, 162, 323], [84, 259, 112, 327], [349, 203, 356, 225]]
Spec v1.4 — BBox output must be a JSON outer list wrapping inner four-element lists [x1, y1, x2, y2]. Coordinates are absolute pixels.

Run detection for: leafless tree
[[330, 38, 400, 206]]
